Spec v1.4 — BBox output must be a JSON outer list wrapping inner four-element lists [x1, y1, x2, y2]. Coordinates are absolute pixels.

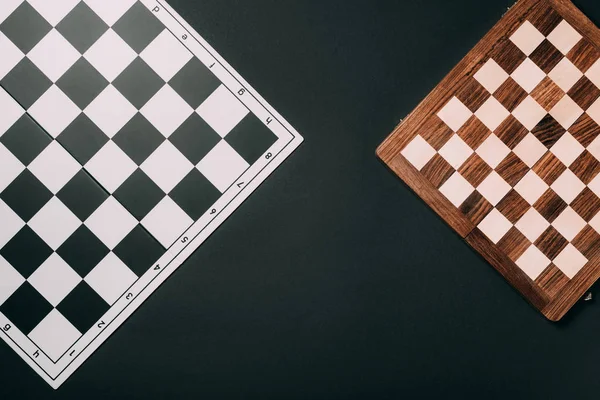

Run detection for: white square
[[549, 132, 584, 166], [585, 59, 600, 87], [140, 141, 193, 193], [141, 30, 192, 81], [141, 85, 194, 137], [549, 96, 583, 129], [514, 171, 548, 205], [590, 211, 600, 233], [29, 197, 81, 250], [438, 134, 473, 169], [197, 85, 249, 138], [510, 21, 545, 55], [0, 87, 24, 135], [0, 200, 24, 248], [515, 208, 549, 242], [515, 245, 551, 280], [476, 134, 510, 168], [588, 98, 600, 126], [84, 30, 137, 82], [553, 244, 587, 279], [513, 133, 547, 167], [0, 255, 25, 305], [85, 0, 137, 26], [551, 169, 585, 204], [141, 197, 193, 248], [439, 172, 474, 208], [475, 97, 509, 131], [27, 0, 79, 26], [477, 208, 512, 244], [28, 86, 80, 138], [511, 96, 546, 130], [197, 141, 250, 193], [0, 143, 25, 192], [511, 58, 546, 93], [0, 0, 23, 25], [0, 32, 24, 80], [28, 310, 81, 361], [85, 253, 137, 305], [27, 30, 80, 82], [27, 254, 81, 306], [28, 141, 80, 194], [85, 197, 138, 250], [85, 141, 137, 193], [547, 20, 583, 55], [401, 135, 436, 170], [477, 171, 511, 206], [552, 207, 586, 241], [474, 59, 509, 93], [84, 85, 137, 138], [549, 59, 583, 92], [589, 172, 600, 196], [436, 96, 472, 132]]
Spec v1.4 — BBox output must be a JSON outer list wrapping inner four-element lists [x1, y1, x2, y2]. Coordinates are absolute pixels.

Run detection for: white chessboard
[[0, 0, 302, 388]]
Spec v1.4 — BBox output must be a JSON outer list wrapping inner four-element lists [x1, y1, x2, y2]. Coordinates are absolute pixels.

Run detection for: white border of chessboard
[[0, 0, 303, 389]]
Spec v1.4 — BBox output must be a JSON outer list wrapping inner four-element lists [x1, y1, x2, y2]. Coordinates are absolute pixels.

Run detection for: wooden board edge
[[465, 229, 550, 314]]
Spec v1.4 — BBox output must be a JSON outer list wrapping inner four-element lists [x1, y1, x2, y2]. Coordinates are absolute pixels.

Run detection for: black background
[[4, 0, 600, 398]]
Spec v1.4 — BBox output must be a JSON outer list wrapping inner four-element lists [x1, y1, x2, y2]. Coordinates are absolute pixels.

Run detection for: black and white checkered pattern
[[0, 0, 278, 363]]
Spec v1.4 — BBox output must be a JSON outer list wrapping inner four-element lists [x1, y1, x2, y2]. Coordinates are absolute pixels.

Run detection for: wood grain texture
[[377, 0, 600, 321]]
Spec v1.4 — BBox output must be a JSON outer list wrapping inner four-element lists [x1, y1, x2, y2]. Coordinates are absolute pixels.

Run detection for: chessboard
[[377, 0, 600, 321], [0, 0, 302, 389]]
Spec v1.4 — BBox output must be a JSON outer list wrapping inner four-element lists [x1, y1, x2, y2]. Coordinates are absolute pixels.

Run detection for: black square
[[113, 170, 165, 220], [531, 114, 567, 148], [1, 58, 52, 109], [57, 171, 109, 221], [0, 170, 52, 222], [57, 282, 109, 334], [56, 2, 108, 53], [0, 283, 52, 335], [113, 114, 165, 164], [56, 58, 109, 109], [170, 170, 220, 220], [113, 58, 164, 108], [169, 114, 220, 164], [169, 59, 220, 108], [0, 115, 52, 166], [0, 3, 51, 53], [113, 3, 164, 52], [57, 226, 109, 277], [114, 225, 164, 276], [57, 115, 109, 165], [225, 115, 278, 164], [0, 226, 52, 278]]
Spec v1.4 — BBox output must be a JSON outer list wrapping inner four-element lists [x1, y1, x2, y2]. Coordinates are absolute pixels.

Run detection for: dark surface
[[4, 0, 600, 398]]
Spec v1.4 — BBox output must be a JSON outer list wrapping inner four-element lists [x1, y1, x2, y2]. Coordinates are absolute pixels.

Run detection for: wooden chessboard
[[377, 0, 600, 321]]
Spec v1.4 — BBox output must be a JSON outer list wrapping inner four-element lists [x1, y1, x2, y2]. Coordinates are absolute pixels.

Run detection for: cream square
[[513, 133, 547, 167], [549, 58, 583, 92], [590, 211, 600, 233], [554, 244, 587, 279], [514, 171, 548, 205], [438, 134, 473, 169], [477, 171, 511, 206], [588, 172, 600, 196], [476, 134, 510, 168], [551, 169, 585, 204], [587, 98, 600, 126], [550, 132, 584, 167], [478, 209, 512, 244], [549, 96, 583, 130], [474, 59, 509, 93], [439, 172, 474, 207], [552, 207, 586, 241], [510, 21, 545, 56], [512, 96, 546, 130], [437, 97, 472, 132], [401, 135, 436, 170], [547, 20, 583, 55], [515, 208, 550, 242], [585, 59, 600, 87], [475, 97, 510, 131], [511, 58, 546, 93], [515, 245, 551, 280]]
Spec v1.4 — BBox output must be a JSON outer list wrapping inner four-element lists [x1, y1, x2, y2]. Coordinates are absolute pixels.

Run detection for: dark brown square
[[535, 264, 570, 299], [532, 152, 567, 185], [570, 150, 600, 184], [497, 227, 530, 262], [420, 116, 455, 151], [490, 39, 527, 74], [459, 191, 493, 225], [534, 226, 569, 260], [567, 76, 600, 110], [570, 113, 600, 147], [495, 152, 529, 186], [496, 189, 530, 223], [456, 78, 491, 112], [567, 40, 600, 73], [421, 154, 455, 188], [494, 115, 528, 149], [530, 40, 563, 73], [533, 188, 568, 223], [531, 77, 565, 111], [528, 4, 562, 36], [458, 154, 493, 187], [493, 77, 528, 112], [571, 187, 600, 221], [572, 225, 600, 259], [456, 116, 491, 149], [531, 114, 567, 149]]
